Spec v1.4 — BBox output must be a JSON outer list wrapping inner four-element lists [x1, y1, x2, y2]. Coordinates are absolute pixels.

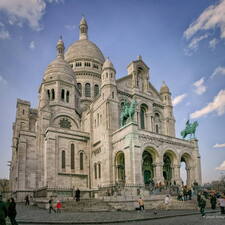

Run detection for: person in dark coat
[[199, 195, 206, 216], [25, 195, 29, 206], [75, 188, 80, 202], [7, 198, 18, 225], [210, 193, 217, 209], [48, 198, 56, 213], [0, 194, 7, 225]]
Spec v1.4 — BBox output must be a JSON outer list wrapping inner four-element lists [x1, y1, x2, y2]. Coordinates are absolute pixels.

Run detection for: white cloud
[[213, 143, 225, 148], [211, 66, 225, 79], [216, 161, 225, 170], [191, 89, 225, 118], [0, 22, 10, 39], [29, 41, 35, 50], [188, 34, 208, 51], [172, 94, 187, 106], [184, 0, 225, 40], [209, 38, 219, 49], [193, 77, 207, 95], [0, 0, 63, 31], [0, 75, 7, 85], [183, 0, 225, 53], [65, 25, 76, 30]]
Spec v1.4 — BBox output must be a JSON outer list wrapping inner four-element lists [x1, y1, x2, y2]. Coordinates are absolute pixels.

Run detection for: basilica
[[9, 17, 202, 200]]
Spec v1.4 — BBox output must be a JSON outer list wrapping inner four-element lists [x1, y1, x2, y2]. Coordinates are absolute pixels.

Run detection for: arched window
[[51, 89, 55, 100], [66, 91, 69, 103], [62, 151, 65, 169], [94, 84, 99, 97], [61, 89, 65, 101], [71, 144, 75, 170], [85, 83, 91, 97], [112, 91, 114, 99], [80, 152, 84, 170], [140, 104, 147, 129], [47, 90, 50, 100], [98, 163, 101, 178], [106, 72, 108, 78], [94, 163, 97, 179], [77, 83, 82, 96]]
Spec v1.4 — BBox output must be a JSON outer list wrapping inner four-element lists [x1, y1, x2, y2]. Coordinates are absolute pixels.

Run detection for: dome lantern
[[79, 16, 88, 40], [56, 36, 65, 59]]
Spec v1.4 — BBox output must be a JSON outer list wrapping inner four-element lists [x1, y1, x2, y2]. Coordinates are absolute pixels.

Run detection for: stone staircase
[[62, 199, 116, 212]]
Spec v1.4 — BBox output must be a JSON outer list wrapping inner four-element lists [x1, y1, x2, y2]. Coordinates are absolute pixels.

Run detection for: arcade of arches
[[114, 147, 194, 187]]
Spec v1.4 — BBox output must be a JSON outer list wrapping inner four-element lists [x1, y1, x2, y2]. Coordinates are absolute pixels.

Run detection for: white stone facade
[[9, 17, 202, 200]]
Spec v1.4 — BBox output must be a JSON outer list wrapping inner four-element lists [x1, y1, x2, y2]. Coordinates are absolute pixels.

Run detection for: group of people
[[0, 193, 18, 225], [48, 198, 62, 213], [177, 185, 192, 201], [197, 191, 225, 216]]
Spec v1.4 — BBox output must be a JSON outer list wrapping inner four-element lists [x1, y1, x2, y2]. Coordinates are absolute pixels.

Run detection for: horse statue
[[180, 120, 198, 139], [120, 100, 137, 127]]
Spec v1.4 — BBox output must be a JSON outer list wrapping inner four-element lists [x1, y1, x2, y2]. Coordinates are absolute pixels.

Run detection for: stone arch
[[180, 152, 193, 186], [161, 149, 179, 185], [52, 113, 79, 129], [114, 151, 125, 184]]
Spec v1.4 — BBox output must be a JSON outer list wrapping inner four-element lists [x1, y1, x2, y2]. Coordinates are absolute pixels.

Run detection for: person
[[199, 195, 206, 216], [210, 193, 217, 210], [56, 200, 62, 213], [164, 195, 170, 210], [7, 198, 18, 225], [75, 188, 80, 202], [0, 193, 7, 225], [197, 192, 201, 208], [188, 188, 192, 200], [137, 197, 144, 211], [48, 198, 56, 213], [218, 194, 225, 214], [25, 195, 29, 206]]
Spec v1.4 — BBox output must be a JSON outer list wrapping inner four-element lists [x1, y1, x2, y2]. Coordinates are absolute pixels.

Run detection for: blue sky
[[0, 0, 225, 183]]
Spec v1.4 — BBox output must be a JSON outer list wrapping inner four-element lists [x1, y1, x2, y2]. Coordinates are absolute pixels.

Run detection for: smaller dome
[[44, 57, 75, 84], [102, 58, 114, 70], [160, 81, 170, 93]]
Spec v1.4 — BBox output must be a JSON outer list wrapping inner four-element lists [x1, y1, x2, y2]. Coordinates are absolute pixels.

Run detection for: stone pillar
[[154, 162, 164, 183], [173, 164, 182, 185], [146, 112, 151, 131], [186, 167, 191, 187]]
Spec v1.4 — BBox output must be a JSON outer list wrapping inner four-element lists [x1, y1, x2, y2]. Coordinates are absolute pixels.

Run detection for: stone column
[[154, 162, 164, 183], [146, 112, 151, 131], [186, 167, 191, 187], [173, 164, 182, 185]]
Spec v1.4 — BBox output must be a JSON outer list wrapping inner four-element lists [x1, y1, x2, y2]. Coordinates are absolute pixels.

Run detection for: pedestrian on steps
[[48, 198, 56, 213], [56, 200, 62, 213], [199, 195, 206, 216], [7, 198, 18, 225]]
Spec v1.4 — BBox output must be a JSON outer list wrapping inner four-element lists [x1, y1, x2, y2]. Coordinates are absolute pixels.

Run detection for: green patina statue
[[120, 99, 137, 127], [181, 120, 198, 139]]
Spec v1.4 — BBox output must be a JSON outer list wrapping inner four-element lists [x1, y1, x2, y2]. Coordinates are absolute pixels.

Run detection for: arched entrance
[[142, 151, 154, 185], [163, 153, 172, 185], [115, 152, 125, 184], [180, 153, 192, 186]]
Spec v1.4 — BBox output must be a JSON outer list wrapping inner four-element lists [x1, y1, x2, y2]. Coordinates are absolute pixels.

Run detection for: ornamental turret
[[160, 81, 175, 136], [101, 58, 117, 100]]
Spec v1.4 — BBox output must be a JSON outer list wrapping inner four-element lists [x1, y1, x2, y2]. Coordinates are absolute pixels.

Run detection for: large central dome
[[65, 39, 105, 63], [65, 17, 105, 64]]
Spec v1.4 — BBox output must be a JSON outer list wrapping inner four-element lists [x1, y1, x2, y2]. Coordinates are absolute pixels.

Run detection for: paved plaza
[[5, 204, 224, 225]]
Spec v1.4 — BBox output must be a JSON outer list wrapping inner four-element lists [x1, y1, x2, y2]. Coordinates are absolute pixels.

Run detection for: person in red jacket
[[56, 200, 62, 213]]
